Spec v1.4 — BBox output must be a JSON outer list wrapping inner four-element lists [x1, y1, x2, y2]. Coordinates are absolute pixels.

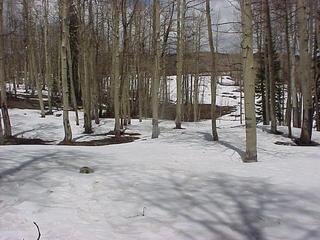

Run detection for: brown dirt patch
[[3, 136, 52, 145], [60, 136, 139, 146], [2, 135, 139, 146], [274, 139, 319, 146]]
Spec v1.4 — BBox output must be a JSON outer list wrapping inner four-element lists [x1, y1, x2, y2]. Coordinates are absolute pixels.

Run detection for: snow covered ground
[[167, 75, 240, 107], [1, 107, 320, 240]]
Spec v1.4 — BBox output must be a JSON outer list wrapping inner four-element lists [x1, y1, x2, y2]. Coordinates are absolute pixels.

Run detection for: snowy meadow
[[1, 107, 320, 240]]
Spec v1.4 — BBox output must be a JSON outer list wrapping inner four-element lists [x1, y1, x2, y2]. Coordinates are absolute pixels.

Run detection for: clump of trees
[[252, 0, 319, 145], [0, 0, 319, 162]]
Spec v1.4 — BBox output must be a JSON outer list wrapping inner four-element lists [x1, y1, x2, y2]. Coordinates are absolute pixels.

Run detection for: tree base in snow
[[243, 155, 257, 163], [293, 138, 319, 146], [45, 111, 54, 115], [274, 139, 319, 146]]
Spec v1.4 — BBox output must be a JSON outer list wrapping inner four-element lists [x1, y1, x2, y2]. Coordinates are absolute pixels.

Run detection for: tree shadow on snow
[[197, 131, 246, 160], [123, 171, 320, 240], [1, 150, 320, 240], [0, 150, 103, 183], [218, 140, 246, 160]]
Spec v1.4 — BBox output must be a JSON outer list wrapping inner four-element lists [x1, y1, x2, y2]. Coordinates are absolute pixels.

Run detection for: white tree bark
[[112, 0, 121, 136], [263, 0, 277, 133], [0, 0, 11, 138], [175, 0, 184, 129], [43, 0, 53, 114], [297, 0, 313, 144], [151, 0, 161, 138], [61, 0, 72, 143], [241, 0, 257, 162], [0, 111, 3, 144], [205, 0, 218, 141]]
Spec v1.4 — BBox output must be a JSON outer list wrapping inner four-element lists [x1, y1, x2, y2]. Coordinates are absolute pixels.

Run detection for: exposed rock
[[79, 166, 94, 174]]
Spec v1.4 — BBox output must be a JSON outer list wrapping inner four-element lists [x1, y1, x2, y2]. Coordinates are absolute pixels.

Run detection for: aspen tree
[[151, 0, 161, 138], [120, 0, 129, 128], [297, 0, 313, 144], [193, 16, 201, 122], [61, 0, 72, 143], [112, 0, 121, 136], [288, 3, 300, 128], [315, 2, 320, 132], [241, 0, 257, 162], [205, 0, 218, 141], [284, 0, 292, 137], [134, 5, 143, 122], [28, 0, 46, 118], [43, 0, 53, 114], [0, 111, 3, 144], [263, 0, 277, 133], [160, 2, 174, 120], [92, 1, 100, 125], [81, 1, 93, 133], [0, 0, 11, 138], [66, 35, 79, 126], [175, 0, 185, 129]]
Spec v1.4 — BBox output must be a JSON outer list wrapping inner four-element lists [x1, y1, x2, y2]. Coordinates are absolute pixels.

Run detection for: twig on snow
[[126, 207, 147, 218], [33, 222, 41, 240], [142, 207, 146, 216]]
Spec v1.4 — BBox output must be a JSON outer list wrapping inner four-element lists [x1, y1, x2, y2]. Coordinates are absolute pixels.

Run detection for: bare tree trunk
[[151, 0, 161, 138], [67, 4, 80, 125], [0, 0, 11, 138], [29, 17, 46, 118], [66, 32, 79, 126], [79, 2, 92, 133], [43, 0, 53, 115], [160, 1, 174, 120], [61, 0, 72, 143], [112, 0, 121, 136], [193, 32, 200, 122], [93, 3, 100, 125], [175, 0, 184, 129], [135, 8, 144, 122], [0, 111, 3, 144], [138, 73, 143, 122], [297, 0, 313, 144], [289, 6, 300, 129], [83, 48, 92, 133], [206, 0, 218, 141], [284, 0, 292, 138], [263, 0, 277, 133], [255, 3, 268, 125], [26, 0, 45, 118], [263, 43, 270, 124], [25, 0, 35, 97], [315, 1, 320, 132], [241, 0, 257, 162]]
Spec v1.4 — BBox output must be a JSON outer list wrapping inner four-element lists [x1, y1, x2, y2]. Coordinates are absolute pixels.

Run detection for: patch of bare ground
[[104, 130, 141, 136], [275, 138, 319, 147], [7, 93, 61, 110], [2, 136, 52, 145], [293, 138, 320, 146], [59, 136, 140, 146], [2, 134, 139, 146]]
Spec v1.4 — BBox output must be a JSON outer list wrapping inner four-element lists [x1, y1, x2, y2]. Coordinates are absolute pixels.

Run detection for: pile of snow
[[218, 76, 235, 86], [1, 109, 320, 240]]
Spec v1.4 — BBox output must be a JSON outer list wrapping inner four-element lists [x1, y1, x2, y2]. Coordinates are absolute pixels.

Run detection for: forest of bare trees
[[2, 1, 320, 238], [0, 0, 320, 162]]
